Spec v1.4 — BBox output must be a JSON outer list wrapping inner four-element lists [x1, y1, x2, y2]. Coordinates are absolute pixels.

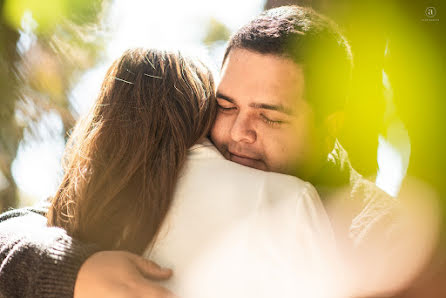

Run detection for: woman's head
[[47, 48, 217, 253]]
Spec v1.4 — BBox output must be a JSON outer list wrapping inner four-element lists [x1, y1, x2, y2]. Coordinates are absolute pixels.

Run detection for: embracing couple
[[0, 5, 396, 298]]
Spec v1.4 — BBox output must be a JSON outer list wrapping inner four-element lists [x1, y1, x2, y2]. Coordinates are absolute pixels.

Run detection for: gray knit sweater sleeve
[[0, 203, 99, 298]]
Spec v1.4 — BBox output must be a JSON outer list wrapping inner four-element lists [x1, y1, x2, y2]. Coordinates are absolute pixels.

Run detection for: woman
[[47, 48, 335, 297], [47, 48, 217, 254]]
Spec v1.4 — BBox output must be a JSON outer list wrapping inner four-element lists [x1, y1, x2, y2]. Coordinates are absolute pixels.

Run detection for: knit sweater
[[0, 201, 99, 298]]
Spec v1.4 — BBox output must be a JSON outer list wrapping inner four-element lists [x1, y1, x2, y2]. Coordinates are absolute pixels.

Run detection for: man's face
[[210, 49, 322, 178]]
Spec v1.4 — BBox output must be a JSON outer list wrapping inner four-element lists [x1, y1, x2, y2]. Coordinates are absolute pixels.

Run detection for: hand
[[74, 250, 176, 298]]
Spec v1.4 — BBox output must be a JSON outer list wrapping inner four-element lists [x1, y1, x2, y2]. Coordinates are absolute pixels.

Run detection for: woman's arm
[[0, 204, 175, 298], [0, 204, 99, 298]]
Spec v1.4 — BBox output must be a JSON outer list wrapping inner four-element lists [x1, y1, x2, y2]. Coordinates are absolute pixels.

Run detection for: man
[[210, 5, 396, 247], [0, 5, 396, 297], [209, 7, 401, 295]]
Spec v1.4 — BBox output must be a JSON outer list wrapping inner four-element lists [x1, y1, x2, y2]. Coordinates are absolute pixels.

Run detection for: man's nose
[[230, 114, 256, 143]]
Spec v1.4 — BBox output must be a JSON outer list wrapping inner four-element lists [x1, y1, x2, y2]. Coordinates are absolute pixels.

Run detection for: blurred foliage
[[2, 0, 103, 33], [203, 17, 230, 46], [0, 0, 108, 211]]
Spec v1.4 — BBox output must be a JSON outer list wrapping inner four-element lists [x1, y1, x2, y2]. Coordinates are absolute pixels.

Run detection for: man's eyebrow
[[249, 103, 294, 115], [216, 91, 293, 115], [216, 92, 235, 104]]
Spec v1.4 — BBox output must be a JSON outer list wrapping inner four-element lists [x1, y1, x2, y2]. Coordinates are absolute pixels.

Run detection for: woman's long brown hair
[[47, 48, 217, 254]]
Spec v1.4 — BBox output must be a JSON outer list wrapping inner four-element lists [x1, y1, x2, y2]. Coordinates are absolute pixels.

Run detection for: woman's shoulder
[[258, 170, 318, 203], [185, 140, 317, 200]]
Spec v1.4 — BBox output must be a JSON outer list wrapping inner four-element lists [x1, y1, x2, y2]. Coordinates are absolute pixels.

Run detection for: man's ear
[[323, 110, 345, 152]]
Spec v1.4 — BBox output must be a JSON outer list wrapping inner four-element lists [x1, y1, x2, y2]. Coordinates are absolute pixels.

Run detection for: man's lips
[[228, 151, 265, 170]]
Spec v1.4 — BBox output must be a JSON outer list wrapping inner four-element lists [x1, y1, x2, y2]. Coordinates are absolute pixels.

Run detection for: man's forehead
[[218, 49, 305, 111]]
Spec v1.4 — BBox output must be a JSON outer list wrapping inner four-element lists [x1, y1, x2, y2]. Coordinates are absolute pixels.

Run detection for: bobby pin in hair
[[173, 84, 184, 95], [144, 73, 163, 79], [114, 77, 134, 85], [126, 69, 135, 75], [145, 56, 156, 70]]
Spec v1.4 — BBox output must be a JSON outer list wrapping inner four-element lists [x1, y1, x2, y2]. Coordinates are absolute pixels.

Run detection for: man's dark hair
[[224, 5, 353, 119]]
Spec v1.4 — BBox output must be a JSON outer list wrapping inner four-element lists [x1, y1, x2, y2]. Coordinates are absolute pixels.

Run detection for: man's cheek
[[212, 116, 231, 140], [210, 124, 226, 147], [267, 132, 294, 155], [272, 141, 302, 170]]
